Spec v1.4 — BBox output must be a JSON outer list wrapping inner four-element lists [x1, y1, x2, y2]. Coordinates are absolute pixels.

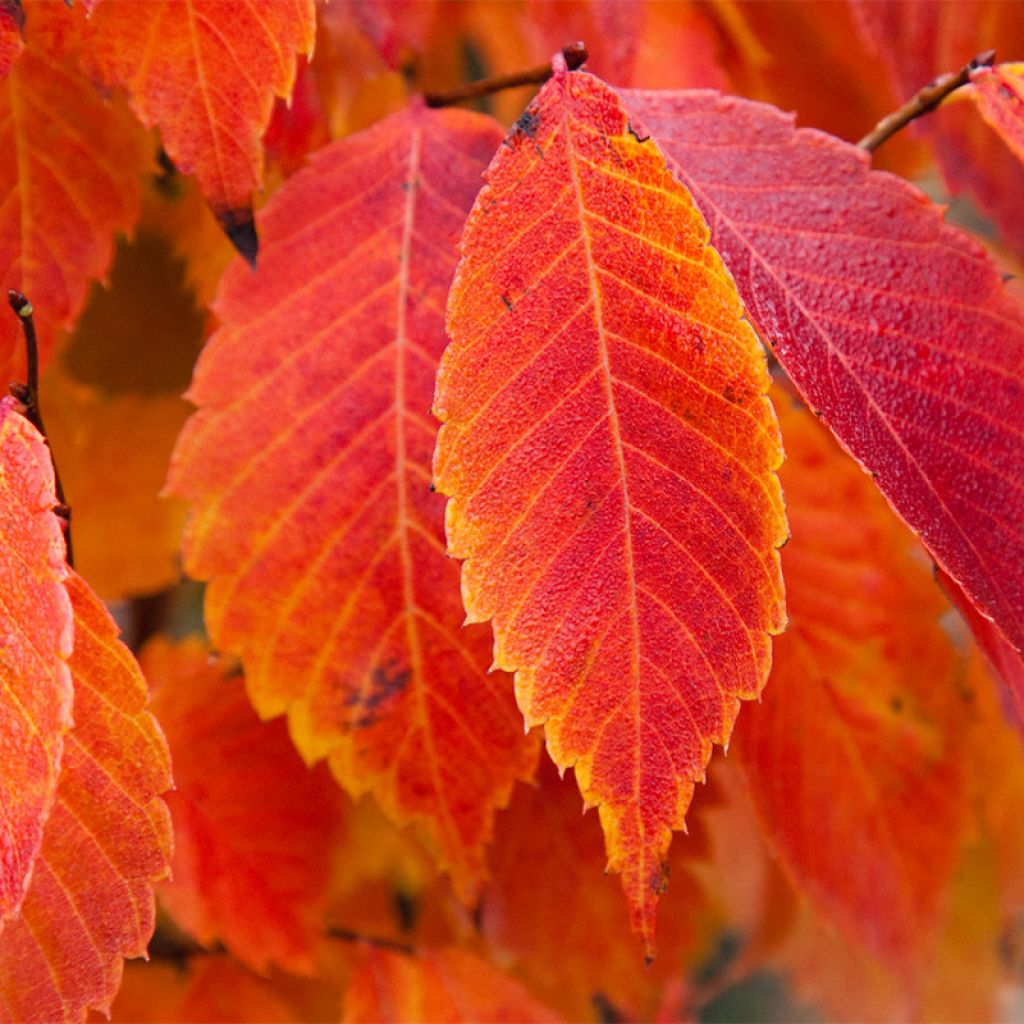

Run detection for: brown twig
[[7, 290, 73, 566], [424, 42, 587, 108], [858, 49, 996, 153], [326, 926, 415, 955]]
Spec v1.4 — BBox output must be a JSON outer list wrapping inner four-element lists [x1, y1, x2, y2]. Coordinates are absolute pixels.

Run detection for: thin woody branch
[[858, 49, 996, 153], [424, 41, 587, 108], [7, 289, 74, 567]]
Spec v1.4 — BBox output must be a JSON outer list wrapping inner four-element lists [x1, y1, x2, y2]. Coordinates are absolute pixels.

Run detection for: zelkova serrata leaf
[[167, 100, 538, 901], [0, 396, 72, 929], [433, 61, 786, 954], [624, 88, 1024, 655]]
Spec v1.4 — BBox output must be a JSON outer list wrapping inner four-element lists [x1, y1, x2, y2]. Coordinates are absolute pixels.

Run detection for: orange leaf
[[968, 63, 1024, 164], [79, 0, 315, 258], [0, 573, 172, 1022], [0, 39, 150, 381], [735, 399, 968, 974], [106, 955, 343, 1023], [42, 372, 190, 602], [143, 637, 344, 974], [481, 760, 709, 1022], [433, 62, 786, 953], [341, 947, 562, 1024], [0, 396, 72, 927], [167, 100, 537, 903]]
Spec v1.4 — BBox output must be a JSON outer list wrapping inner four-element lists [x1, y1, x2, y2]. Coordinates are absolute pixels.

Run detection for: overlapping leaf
[[480, 759, 709, 1022], [0, 396, 72, 927], [0, 573, 172, 1022], [0, 41, 150, 380], [625, 88, 1024, 654], [434, 64, 786, 952], [852, 0, 1024, 254], [167, 101, 537, 901], [143, 637, 344, 974], [968, 63, 1024, 163], [735, 400, 967, 972], [342, 947, 561, 1024], [79, 0, 315, 257]]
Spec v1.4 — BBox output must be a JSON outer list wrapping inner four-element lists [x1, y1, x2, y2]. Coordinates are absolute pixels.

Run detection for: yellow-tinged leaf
[[433, 61, 786, 953], [0, 574, 172, 1022]]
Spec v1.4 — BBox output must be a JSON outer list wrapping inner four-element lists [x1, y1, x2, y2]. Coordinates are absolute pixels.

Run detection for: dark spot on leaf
[[393, 888, 419, 932], [501, 293, 513, 311], [346, 658, 411, 729], [591, 993, 624, 1023]]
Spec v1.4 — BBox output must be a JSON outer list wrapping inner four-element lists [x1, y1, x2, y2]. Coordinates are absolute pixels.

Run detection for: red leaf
[[735, 400, 968, 973], [341, 947, 562, 1024], [167, 101, 537, 900], [433, 65, 786, 954], [0, 573, 172, 1022], [79, 0, 315, 254], [143, 637, 344, 974], [0, 396, 72, 927], [0, 43, 150, 380], [625, 88, 1024, 653]]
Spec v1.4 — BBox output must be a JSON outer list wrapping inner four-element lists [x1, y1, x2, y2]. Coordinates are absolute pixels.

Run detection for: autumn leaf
[[625, 87, 1024, 655], [0, 396, 72, 927], [341, 947, 561, 1024], [0, 37, 151, 380], [0, 573, 172, 1022], [106, 955, 344, 1024], [433, 62, 786, 953], [852, 0, 1024, 255], [142, 637, 344, 975], [167, 101, 538, 902], [480, 759, 710, 1022], [78, 0, 316, 260], [735, 399, 968, 973], [967, 62, 1024, 163]]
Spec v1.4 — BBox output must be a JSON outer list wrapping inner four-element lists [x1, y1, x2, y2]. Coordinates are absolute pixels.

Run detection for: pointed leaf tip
[[218, 210, 259, 268]]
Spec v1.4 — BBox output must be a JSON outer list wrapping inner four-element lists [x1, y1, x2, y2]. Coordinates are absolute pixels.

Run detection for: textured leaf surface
[[0, 396, 72, 926], [0, 43, 150, 380], [736, 400, 967, 971], [626, 88, 1024, 653], [167, 101, 537, 900], [342, 947, 561, 1024], [80, 0, 315, 249], [434, 66, 785, 952], [968, 63, 1024, 163], [0, 574, 172, 1022], [143, 637, 343, 974]]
